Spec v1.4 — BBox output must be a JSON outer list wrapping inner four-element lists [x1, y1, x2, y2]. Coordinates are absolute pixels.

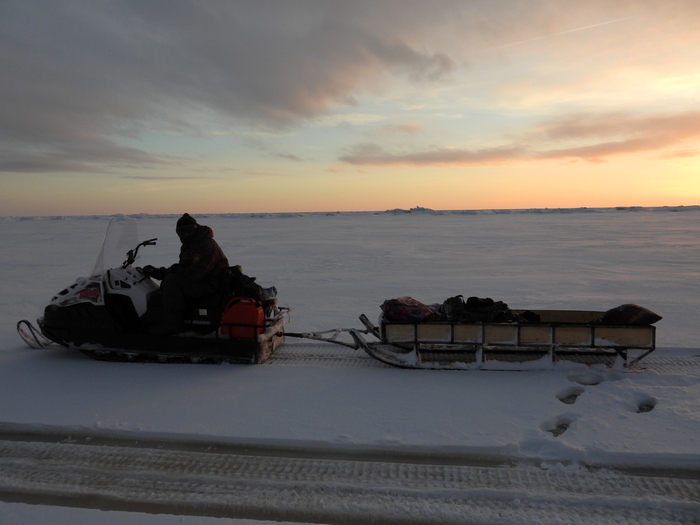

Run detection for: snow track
[[270, 343, 700, 374], [0, 428, 698, 524], [268, 342, 390, 368]]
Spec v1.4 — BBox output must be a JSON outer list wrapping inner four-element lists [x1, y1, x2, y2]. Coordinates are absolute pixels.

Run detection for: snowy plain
[[1, 206, 699, 523]]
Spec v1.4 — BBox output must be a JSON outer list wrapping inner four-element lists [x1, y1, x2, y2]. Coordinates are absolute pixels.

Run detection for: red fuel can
[[219, 297, 264, 339]]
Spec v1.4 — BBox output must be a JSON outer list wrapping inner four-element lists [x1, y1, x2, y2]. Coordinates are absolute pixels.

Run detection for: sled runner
[[17, 218, 287, 364]]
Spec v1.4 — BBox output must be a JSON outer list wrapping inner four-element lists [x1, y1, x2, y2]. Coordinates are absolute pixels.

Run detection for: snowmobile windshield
[[90, 218, 139, 278]]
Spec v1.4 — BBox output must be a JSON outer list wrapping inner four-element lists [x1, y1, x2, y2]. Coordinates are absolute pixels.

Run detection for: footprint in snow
[[556, 386, 585, 405], [541, 414, 578, 437], [567, 371, 605, 386], [630, 393, 657, 413]]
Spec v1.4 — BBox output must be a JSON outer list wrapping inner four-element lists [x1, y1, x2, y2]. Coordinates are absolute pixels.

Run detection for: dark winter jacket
[[171, 225, 229, 282]]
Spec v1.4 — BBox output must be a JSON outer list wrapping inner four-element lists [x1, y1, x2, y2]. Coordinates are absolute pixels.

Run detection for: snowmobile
[[17, 218, 287, 364]]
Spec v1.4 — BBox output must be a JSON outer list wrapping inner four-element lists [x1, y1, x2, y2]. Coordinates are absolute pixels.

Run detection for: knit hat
[[176, 213, 198, 239], [176, 213, 197, 229]]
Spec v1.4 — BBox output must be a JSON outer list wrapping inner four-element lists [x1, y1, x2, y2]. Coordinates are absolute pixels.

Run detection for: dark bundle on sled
[[380, 296, 439, 323], [381, 295, 539, 324], [440, 295, 539, 323], [591, 304, 662, 326], [225, 265, 266, 304]]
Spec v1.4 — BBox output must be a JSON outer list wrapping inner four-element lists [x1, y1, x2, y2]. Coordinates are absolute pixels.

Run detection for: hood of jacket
[[180, 224, 213, 244]]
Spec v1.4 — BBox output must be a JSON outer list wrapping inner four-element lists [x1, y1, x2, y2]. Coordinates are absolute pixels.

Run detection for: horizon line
[[3, 204, 699, 220]]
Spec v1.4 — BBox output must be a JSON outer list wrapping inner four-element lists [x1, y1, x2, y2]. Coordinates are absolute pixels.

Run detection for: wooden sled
[[349, 310, 657, 370]]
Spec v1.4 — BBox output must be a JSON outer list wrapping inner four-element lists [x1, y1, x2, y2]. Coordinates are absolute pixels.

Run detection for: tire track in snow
[[267, 342, 390, 367], [0, 433, 698, 524], [269, 343, 700, 376]]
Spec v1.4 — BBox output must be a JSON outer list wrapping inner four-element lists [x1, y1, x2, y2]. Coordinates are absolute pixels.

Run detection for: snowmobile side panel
[[66, 314, 286, 365], [41, 303, 118, 346]]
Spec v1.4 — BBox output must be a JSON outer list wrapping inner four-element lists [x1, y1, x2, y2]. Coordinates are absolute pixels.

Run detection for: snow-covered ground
[[1, 207, 699, 523]]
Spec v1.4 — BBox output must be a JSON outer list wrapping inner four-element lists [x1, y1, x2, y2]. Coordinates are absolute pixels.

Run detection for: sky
[[1, 0, 699, 216]]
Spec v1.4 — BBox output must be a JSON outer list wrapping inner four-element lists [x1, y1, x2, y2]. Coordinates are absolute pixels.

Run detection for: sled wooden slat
[[519, 325, 551, 345], [484, 325, 517, 344], [553, 326, 591, 345], [384, 324, 414, 342], [416, 324, 451, 342], [453, 324, 480, 343], [593, 326, 655, 347]]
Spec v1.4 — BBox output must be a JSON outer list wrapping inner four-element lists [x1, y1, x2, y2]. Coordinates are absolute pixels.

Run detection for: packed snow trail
[[268, 343, 698, 373], [0, 429, 698, 524]]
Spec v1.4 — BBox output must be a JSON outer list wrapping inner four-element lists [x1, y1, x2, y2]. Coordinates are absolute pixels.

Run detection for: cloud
[[658, 148, 700, 159], [0, 1, 463, 174], [340, 142, 525, 166], [532, 112, 700, 142], [121, 175, 218, 180], [2, 1, 698, 175], [341, 111, 700, 166], [240, 137, 306, 162], [276, 153, 305, 162], [534, 111, 700, 161], [0, 141, 166, 173], [377, 123, 424, 135]]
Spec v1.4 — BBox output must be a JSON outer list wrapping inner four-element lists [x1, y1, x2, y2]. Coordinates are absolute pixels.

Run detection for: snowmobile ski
[[17, 319, 62, 349]]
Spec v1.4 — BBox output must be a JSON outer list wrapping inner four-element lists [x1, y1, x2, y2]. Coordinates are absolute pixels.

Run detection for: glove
[[142, 265, 167, 280]]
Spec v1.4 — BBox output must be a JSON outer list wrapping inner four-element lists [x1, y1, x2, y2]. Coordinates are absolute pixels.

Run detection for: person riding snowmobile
[[144, 213, 229, 335]]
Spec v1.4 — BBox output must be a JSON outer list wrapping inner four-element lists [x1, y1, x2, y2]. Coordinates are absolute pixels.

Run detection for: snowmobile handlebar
[[122, 238, 158, 268]]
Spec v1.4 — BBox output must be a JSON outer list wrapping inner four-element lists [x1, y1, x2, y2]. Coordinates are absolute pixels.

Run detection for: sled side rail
[[381, 321, 656, 350], [379, 313, 657, 367]]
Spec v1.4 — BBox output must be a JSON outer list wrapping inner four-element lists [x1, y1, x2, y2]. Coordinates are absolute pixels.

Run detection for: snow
[[0, 505, 277, 525], [1, 207, 699, 523]]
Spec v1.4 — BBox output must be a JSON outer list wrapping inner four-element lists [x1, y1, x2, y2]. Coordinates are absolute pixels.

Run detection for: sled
[[287, 307, 659, 370], [350, 309, 658, 369]]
